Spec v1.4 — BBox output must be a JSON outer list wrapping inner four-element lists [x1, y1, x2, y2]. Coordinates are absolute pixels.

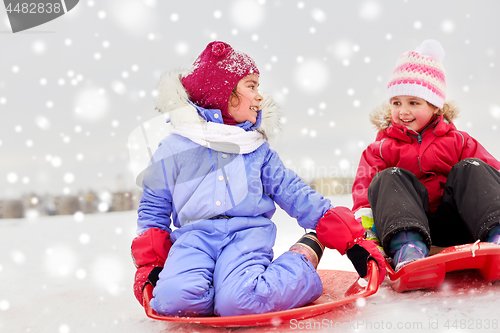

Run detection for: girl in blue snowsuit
[[131, 41, 385, 317]]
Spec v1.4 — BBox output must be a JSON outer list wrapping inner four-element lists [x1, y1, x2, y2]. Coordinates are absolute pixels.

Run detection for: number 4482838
[[444, 319, 498, 330], [5, 2, 62, 14]]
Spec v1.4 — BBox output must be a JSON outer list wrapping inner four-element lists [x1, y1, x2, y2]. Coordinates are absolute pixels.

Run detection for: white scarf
[[170, 121, 266, 154]]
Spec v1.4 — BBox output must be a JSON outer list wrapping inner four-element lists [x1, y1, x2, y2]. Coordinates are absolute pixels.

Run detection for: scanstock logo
[[3, 0, 79, 33]]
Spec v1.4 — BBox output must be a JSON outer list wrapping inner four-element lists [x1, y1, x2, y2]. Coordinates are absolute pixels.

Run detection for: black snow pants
[[368, 158, 500, 251]]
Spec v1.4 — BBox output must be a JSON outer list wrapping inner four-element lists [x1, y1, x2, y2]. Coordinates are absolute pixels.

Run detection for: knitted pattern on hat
[[181, 41, 260, 125], [387, 39, 446, 109]]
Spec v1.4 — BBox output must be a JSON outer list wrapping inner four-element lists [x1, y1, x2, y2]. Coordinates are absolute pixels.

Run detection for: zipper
[[404, 116, 440, 173], [405, 116, 440, 145], [407, 131, 422, 144]]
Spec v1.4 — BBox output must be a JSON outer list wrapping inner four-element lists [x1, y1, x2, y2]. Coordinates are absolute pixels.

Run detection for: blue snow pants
[[149, 217, 323, 317]]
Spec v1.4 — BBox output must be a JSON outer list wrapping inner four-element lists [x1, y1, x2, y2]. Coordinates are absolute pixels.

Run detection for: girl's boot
[[389, 230, 429, 271], [486, 224, 500, 245]]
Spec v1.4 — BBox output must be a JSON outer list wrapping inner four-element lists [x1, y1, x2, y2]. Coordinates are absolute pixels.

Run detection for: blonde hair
[[427, 101, 452, 117]]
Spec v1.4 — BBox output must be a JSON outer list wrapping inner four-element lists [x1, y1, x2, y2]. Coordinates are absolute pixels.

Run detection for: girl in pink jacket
[[352, 40, 500, 271]]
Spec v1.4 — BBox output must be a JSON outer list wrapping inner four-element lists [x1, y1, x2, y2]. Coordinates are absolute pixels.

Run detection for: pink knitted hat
[[181, 41, 260, 125], [387, 40, 446, 109]]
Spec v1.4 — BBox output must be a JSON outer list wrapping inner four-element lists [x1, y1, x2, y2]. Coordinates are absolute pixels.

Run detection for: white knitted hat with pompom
[[387, 39, 446, 108]]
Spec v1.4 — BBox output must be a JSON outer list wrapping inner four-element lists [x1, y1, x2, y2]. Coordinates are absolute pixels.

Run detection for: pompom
[[211, 42, 228, 57], [415, 39, 445, 62]]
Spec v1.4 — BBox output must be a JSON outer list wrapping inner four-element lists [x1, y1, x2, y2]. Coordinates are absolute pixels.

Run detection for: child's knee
[[214, 277, 258, 316], [454, 158, 484, 170], [371, 168, 416, 190], [449, 158, 495, 181], [150, 277, 214, 316], [378, 167, 414, 179], [214, 253, 323, 316]]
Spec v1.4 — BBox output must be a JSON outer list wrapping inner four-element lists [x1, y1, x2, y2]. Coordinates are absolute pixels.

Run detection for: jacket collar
[[384, 115, 455, 142]]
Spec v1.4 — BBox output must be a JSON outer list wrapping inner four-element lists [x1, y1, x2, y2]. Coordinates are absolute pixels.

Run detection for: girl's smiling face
[[228, 74, 262, 124], [390, 96, 440, 132]]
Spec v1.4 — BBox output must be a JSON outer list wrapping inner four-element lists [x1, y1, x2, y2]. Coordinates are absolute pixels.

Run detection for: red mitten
[[315, 206, 365, 254], [345, 237, 387, 285], [131, 228, 172, 305]]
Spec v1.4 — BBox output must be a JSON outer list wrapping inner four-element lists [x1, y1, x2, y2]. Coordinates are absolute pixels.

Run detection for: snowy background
[[2, 0, 500, 332]]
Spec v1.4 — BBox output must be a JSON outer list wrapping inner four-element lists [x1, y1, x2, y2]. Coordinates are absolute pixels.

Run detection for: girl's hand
[[345, 237, 387, 285], [315, 206, 386, 285], [131, 228, 172, 305]]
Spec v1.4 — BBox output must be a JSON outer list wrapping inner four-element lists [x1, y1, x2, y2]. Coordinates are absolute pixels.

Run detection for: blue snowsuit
[[136, 72, 331, 317]]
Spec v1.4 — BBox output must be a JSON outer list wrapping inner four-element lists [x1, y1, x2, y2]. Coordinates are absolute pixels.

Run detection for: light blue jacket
[[137, 134, 332, 234]]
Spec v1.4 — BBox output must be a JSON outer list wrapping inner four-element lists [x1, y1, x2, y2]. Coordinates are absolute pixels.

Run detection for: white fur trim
[[155, 71, 189, 112]]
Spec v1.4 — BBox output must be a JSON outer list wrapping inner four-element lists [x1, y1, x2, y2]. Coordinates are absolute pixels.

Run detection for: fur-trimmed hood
[[154, 70, 282, 141], [369, 101, 460, 132]]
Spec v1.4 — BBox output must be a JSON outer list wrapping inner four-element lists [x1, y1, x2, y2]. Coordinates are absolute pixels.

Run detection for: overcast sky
[[1, 0, 500, 200]]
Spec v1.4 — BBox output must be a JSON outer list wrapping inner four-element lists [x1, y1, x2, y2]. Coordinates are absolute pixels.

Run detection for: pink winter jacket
[[352, 102, 500, 213]]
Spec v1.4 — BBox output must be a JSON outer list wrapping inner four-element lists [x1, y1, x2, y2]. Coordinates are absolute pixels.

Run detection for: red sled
[[142, 261, 379, 327], [386, 242, 500, 292]]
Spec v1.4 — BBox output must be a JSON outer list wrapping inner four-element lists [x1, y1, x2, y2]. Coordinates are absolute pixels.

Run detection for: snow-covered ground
[[1, 195, 499, 333]]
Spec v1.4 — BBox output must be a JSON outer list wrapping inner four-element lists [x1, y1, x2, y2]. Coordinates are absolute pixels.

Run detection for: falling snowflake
[[294, 59, 329, 94], [79, 233, 91, 244], [44, 246, 77, 277], [11, 250, 26, 264], [74, 87, 109, 122], [359, 1, 382, 20], [6, 173, 18, 184], [311, 8, 326, 23], [32, 41, 46, 54], [35, 116, 51, 130], [490, 105, 500, 119], [59, 324, 70, 333], [73, 211, 85, 222], [230, 0, 265, 30], [0, 300, 10, 311], [441, 19, 455, 33], [91, 255, 124, 296]]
